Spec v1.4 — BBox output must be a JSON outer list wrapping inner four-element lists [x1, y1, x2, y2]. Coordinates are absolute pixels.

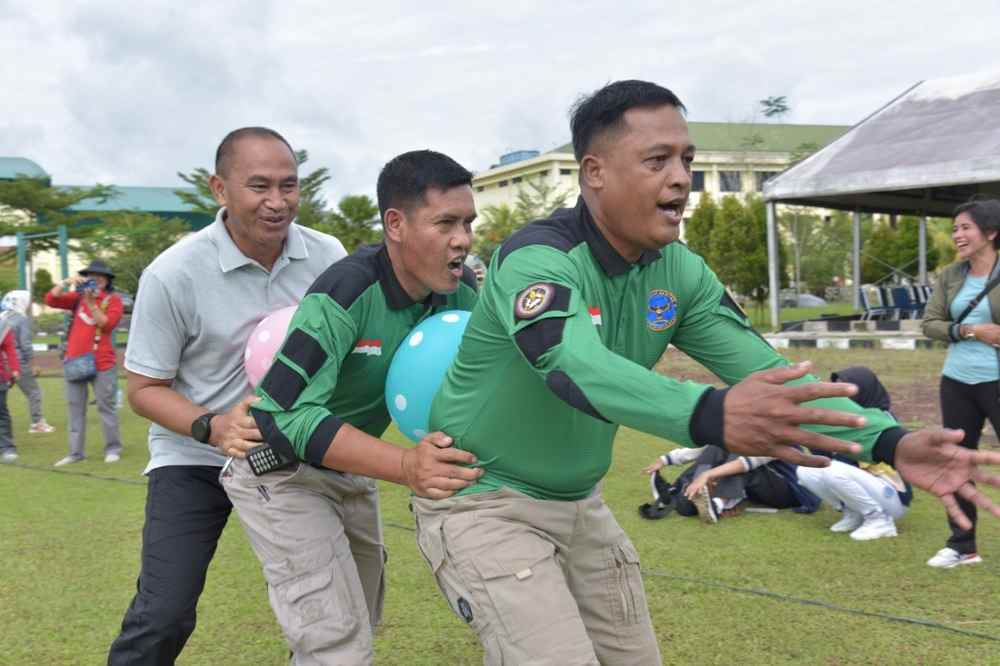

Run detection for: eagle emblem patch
[[647, 289, 678, 332]]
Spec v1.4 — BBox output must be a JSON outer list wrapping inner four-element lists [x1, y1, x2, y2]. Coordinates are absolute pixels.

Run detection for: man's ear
[[579, 154, 604, 190], [383, 208, 405, 243], [208, 174, 228, 206]]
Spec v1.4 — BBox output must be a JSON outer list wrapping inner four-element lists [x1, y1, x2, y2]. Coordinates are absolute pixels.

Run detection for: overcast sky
[[2, 1, 998, 203]]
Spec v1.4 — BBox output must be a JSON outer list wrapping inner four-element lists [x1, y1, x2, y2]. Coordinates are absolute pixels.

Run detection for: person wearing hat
[[44, 259, 124, 465]]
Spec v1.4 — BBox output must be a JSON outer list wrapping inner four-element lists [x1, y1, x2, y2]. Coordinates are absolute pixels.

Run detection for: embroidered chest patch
[[647, 289, 678, 332]]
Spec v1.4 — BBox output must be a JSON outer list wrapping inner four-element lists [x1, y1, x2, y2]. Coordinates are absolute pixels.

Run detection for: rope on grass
[[642, 568, 1000, 643], [2, 461, 147, 485]]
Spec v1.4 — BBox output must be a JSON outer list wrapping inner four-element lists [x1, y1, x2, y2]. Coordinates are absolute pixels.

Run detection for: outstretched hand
[[894, 428, 1000, 530], [723, 361, 864, 467]]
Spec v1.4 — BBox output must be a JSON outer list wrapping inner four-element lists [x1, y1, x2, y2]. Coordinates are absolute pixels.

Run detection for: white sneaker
[[1, 450, 17, 462], [104, 452, 120, 463], [54, 455, 82, 467], [29, 421, 55, 434], [850, 512, 897, 541], [927, 547, 983, 569], [830, 509, 864, 533]]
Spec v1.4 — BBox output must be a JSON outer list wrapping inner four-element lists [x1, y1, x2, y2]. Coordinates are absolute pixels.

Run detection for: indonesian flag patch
[[352, 339, 382, 356], [588, 306, 602, 326]]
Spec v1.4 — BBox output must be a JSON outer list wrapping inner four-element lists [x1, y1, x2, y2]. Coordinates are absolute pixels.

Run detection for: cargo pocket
[[609, 539, 648, 627], [263, 537, 359, 649], [469, 537, 570, 643]]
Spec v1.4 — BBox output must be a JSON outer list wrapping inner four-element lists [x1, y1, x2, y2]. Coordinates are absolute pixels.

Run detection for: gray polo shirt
[[125, 208, 347, 473]]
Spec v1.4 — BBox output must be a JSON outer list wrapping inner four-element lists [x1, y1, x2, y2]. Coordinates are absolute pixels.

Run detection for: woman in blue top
[[922, 199, 1000, 568]]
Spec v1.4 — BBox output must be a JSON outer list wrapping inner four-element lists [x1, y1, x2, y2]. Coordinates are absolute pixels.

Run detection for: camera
[[75, 278, 97, 293]]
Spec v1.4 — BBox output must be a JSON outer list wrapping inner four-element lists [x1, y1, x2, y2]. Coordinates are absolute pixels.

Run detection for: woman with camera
[[44, 260, 124, 466]]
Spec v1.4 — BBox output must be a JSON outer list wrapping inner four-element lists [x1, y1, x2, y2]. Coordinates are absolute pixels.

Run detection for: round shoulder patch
[[647, 289, 678, 332], [514, 283, 555, 320]]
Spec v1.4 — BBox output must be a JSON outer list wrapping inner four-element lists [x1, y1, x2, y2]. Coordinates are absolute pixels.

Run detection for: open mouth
[[657, 200, 685, 223], [447, 256, 466, 277]]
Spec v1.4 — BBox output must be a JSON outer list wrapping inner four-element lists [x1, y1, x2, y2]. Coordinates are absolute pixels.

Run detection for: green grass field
[[2, 353, 999, 665]]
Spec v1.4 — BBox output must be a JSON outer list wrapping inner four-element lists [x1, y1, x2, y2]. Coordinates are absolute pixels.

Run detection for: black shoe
[[639, 500, 674, 520]]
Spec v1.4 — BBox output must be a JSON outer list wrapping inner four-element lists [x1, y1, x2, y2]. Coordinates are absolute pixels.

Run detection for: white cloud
[[2, 1, 998, 202]]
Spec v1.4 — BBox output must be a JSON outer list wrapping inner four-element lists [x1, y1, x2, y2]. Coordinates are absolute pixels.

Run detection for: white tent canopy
[[761, 69, 1000, 328]]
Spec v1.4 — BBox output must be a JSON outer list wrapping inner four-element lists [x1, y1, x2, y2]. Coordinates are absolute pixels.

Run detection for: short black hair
[[569, 80, 686, 162], [376, 150, 473, 220], [954, 198, 1000, 250], [215, 127, 296, 176]]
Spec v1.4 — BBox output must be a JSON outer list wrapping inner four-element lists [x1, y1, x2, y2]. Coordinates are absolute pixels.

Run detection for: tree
[[175, 149, 329, 229], [861, 216, 940, 284], [759, 96, 790, 119], [711, 195, 785, 312], [75, 212, 189, 295], [684, 192, 717, 263], [317, 195, 381, 253], [32, 268, 54, 303], [472, 175, 570, 264], [472, 204, 521, 265], [0, 177, 115, 252]]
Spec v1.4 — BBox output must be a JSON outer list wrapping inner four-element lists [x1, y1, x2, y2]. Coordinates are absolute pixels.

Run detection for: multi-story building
[[472, 122, 849, 237]]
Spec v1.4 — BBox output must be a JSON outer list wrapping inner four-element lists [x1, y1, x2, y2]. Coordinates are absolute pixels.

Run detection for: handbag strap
[[955, 259, 1000, 325]]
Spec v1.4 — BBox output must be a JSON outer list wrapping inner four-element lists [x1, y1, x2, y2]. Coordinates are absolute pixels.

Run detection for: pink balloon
[[244, 305, 298, 388]]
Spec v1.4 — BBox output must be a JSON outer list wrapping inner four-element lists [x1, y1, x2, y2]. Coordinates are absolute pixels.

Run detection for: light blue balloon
[[385, 310, 470, 443]]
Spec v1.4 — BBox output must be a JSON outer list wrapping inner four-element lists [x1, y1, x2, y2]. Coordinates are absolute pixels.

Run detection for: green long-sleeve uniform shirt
[[251, 244, 478, 466], [430, 199, 904, 501]]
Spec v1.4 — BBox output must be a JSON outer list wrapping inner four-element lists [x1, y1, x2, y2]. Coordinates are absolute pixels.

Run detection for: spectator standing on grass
[[44, 261, 123, 466], [0, 317, 21, 462], [922, 198, 1000, 568], [1, 290, 55, 434]]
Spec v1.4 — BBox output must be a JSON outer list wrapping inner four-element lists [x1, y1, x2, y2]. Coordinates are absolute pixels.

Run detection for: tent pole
[[919, 216, 928, 284], [852, 210, 862, 309], [766, 201, 780, 330]]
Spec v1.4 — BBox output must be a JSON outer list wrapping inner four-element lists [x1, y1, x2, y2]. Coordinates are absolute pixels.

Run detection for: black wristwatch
[[191, 412, 219, 444]]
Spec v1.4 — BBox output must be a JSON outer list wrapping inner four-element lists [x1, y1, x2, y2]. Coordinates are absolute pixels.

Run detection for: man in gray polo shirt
[[106, 127, 344, 664]]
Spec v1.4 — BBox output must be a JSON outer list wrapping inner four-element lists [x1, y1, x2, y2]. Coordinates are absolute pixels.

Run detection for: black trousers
[[108, 466, 232, 665], [939, 375, 1000, 554]]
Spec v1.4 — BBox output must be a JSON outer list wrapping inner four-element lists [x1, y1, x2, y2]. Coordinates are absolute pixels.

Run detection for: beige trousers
[[222, 459, 386, 666], [412, 487, 661, 666]]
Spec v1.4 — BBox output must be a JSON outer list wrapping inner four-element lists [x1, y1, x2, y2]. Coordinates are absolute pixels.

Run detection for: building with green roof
[[67, 186, 213, 229], [472, 121, 850, 231], [0, 157, 51, 184], [0, 157, 214, 229]]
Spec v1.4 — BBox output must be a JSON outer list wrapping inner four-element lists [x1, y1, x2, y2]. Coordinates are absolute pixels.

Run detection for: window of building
[[512, 176, 522, 184], [719, 171, 742, 192], [498, 180, 509, 188], [691, 171, 705, 192], [476, 186, 485, 192], [755, 171, 779, 191], [559, 168, 573, 176]]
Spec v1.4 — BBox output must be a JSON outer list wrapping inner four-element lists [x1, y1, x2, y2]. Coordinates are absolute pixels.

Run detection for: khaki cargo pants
[[222, 459, 386, 666], [412, 487, 661, 665]]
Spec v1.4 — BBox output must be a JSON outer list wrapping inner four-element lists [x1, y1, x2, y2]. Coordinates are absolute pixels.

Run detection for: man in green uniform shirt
[[413, 81, 1000, 665], [222, 150, 482, 664]]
